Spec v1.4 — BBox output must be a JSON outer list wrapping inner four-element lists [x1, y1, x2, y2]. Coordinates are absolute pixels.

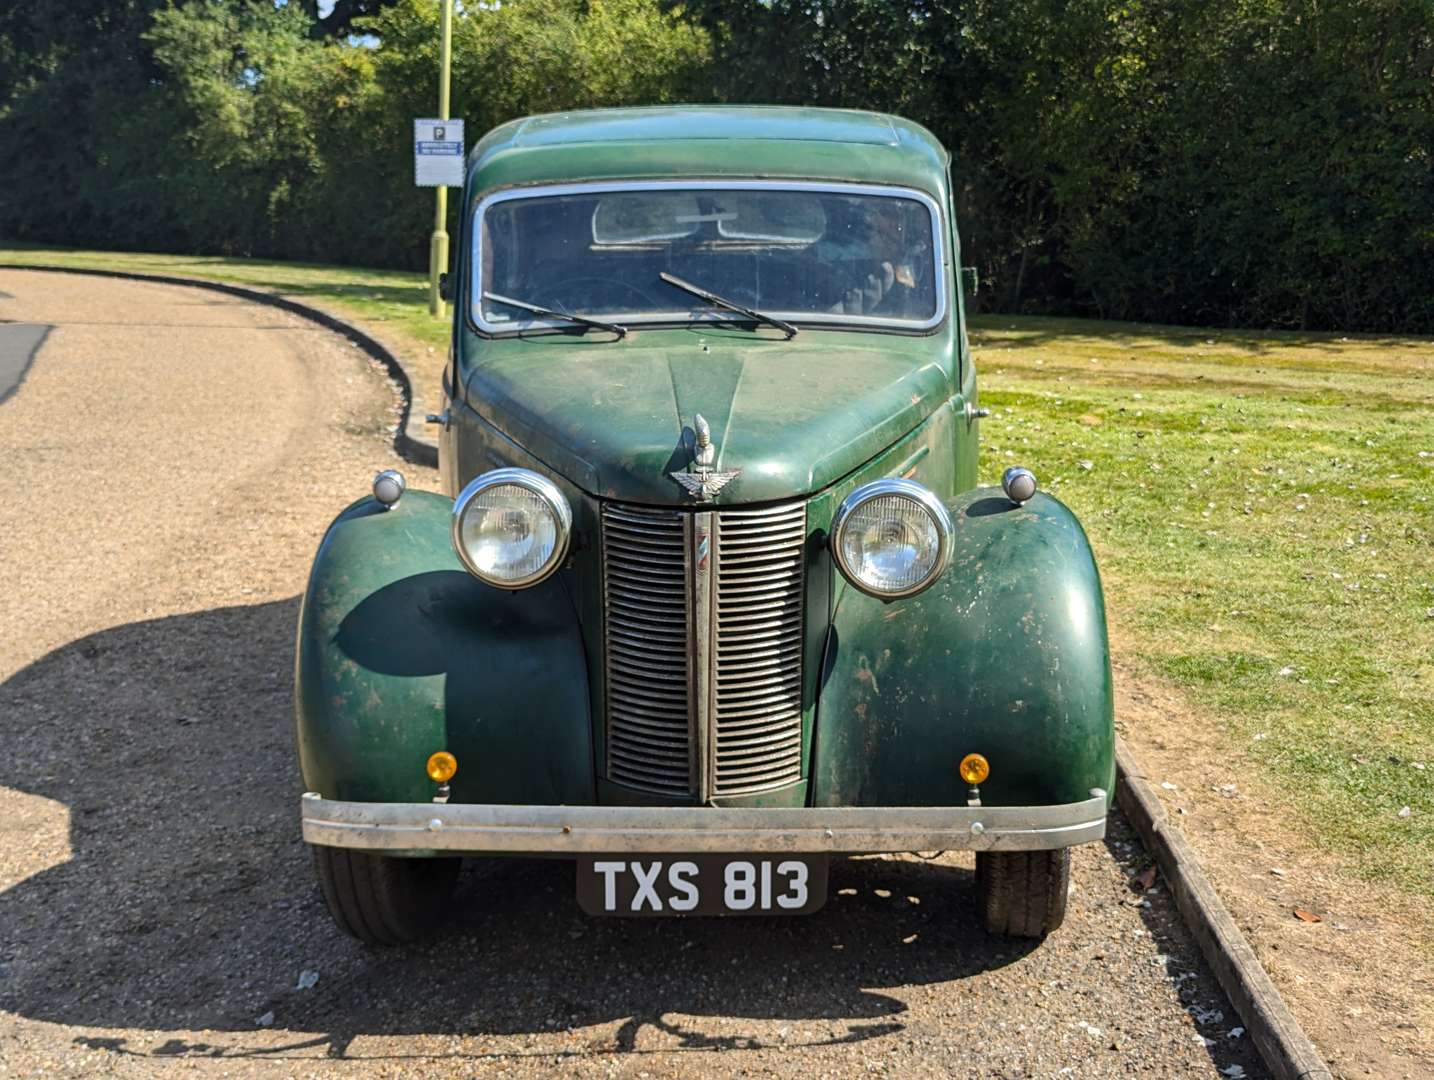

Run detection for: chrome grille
[[600, 500, 807, 799], [601, 505, 693, 796], [711, 503, 806, 795]]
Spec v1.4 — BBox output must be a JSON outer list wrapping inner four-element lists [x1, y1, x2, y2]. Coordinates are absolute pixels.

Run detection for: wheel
[[312, 846, 461, 945], [975, 849, 1070, 937]]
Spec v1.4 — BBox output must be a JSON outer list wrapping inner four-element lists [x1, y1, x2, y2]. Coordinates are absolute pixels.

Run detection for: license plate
[[576, 855, 828, 916]]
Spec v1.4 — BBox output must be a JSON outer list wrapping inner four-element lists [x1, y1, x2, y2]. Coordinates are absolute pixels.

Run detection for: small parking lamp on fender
[[1001, 466, 1037, 505], [373, 469, 406, 509], [426, 751, 458, 783]]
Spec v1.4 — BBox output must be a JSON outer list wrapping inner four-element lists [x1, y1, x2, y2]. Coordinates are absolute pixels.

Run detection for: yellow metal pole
[[428, 0, 454, 317]]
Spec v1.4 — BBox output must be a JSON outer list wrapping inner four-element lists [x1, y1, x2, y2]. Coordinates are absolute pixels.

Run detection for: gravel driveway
[[0, 270, 1267, 1079]]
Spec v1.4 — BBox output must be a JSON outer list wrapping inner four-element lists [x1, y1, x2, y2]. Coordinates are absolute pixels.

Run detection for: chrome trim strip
[[692, 510, 716, 803], [301, 790, 1109, 854], [470, 179, 948, 335]]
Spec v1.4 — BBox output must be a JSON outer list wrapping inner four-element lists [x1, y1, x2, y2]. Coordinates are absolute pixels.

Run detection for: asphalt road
[[0, 269, 1267, 1079]]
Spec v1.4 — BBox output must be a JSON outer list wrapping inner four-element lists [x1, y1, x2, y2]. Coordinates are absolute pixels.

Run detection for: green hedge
[[3, 0, 1431, 332]]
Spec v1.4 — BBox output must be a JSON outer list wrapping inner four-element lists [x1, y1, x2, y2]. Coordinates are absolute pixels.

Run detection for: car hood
[[461, 329, 955, 505]]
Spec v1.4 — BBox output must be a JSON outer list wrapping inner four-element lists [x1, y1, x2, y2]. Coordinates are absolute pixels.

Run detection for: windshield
[[472, 182, 944, 333]]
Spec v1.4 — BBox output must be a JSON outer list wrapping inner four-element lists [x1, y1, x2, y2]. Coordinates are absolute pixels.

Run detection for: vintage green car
[[295, 106, 1114, 944]]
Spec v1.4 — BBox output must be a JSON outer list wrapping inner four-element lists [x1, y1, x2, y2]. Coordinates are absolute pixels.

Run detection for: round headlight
[[831, 479, 952, 598], [451, 468, 572, 588]]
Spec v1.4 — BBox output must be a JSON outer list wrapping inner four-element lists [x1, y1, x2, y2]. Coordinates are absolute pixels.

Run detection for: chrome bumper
[[300, 790, 1108, 854]]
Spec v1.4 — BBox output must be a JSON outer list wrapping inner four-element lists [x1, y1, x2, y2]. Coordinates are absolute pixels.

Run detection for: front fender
[[294, 490, 594, 805], [812, 488, 1114, 807]]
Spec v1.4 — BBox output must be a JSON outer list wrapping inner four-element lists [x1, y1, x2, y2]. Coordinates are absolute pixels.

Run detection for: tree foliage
[[2, 0, 1432, 331]]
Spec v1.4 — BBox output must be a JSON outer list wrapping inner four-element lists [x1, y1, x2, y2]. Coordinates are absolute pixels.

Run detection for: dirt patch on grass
[[1115, 653, 1434, 1077]]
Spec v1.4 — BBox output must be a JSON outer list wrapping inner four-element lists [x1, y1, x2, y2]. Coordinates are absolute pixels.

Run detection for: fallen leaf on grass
[[1293, 908, 1322, 923]]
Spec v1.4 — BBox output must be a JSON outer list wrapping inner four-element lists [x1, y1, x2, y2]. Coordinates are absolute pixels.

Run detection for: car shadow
[[0, 599, 1036, 1061]]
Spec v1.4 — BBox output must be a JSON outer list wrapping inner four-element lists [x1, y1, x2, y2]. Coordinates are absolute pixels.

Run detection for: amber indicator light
[[426, 751, 458, 783], [958, 753, 990, 785]]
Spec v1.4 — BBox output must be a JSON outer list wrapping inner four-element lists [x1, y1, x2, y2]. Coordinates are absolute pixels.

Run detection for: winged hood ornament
[[670, 413, 740, 501]]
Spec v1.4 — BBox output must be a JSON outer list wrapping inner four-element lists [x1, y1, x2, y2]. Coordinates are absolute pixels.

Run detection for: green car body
[[295, 107, 1114, 940]]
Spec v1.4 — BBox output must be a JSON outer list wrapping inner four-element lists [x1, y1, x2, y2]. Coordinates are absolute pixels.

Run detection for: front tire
[[313, 846, 461, 945], [976, 849, 1070, 937]]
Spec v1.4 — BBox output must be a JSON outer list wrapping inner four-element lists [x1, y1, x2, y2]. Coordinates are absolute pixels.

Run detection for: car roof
[[468, 106, 951, 199]]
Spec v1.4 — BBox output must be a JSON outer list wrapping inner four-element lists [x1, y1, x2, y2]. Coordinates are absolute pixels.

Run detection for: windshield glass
[[473, 183, 943, 331]]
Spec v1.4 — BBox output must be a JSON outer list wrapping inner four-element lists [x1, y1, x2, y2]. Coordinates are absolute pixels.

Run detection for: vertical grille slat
[[711, 502, 806, 796], [602, 504, 693, 796], [602, 499, 806, 800]]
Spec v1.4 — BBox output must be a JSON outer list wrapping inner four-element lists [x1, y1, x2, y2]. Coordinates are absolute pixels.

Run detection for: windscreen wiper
[[483, 292, 627, 338], [658, 272, 797, 339]]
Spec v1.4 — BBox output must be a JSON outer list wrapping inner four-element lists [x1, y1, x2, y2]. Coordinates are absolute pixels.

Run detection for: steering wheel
[[534, 277, 659, 311]]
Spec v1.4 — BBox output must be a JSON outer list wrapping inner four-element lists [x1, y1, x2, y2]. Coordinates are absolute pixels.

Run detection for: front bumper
[[300, 789, 1108, 854]]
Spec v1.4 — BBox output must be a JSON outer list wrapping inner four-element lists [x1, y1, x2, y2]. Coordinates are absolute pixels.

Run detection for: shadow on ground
[[0, 599, 1042, 1060]]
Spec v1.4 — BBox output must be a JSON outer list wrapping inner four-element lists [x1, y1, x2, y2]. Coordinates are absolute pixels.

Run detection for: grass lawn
[[6, 247, 1431, 898], [974, 317, 1434, 898], [0, 244, 451, 352]]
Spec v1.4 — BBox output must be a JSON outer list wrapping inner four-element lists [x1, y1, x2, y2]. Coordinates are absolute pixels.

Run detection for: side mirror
[[438, 271, 453, 302], [961, 266, 980, 296]]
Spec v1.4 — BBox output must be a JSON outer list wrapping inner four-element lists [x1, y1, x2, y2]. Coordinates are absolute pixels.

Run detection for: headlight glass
[[832, 479, 952, 598], [452, 468, 572, 588]]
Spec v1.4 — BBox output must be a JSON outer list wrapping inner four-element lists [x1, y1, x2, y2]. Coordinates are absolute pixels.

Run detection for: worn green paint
[[452, 328, 959, 506], [294, 491, 594, 805], [813, 489, 1115, 808], [297, 107, 1110, 824]]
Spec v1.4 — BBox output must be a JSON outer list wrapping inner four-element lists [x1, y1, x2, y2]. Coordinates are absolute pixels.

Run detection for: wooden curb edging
[[1116, 740, 1336, 1080], [0, 263, 439, 468]]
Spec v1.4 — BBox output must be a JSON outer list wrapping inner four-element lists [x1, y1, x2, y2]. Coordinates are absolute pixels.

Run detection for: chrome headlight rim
[[451, 467, 573, 589], [830, 477, 953, 599]]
